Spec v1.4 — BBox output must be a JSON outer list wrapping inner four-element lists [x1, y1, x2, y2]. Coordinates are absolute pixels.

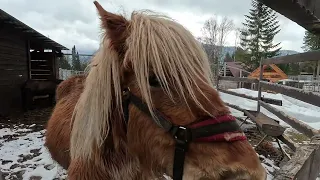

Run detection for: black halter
[[122, 88, 245, 180]]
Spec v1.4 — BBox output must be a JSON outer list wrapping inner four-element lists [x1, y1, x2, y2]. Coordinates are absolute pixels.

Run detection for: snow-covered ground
[[0, 124, 67, 180], [1, 88, 319, 179], [220, 88, 320, 129], [0, 123, 277, 180]]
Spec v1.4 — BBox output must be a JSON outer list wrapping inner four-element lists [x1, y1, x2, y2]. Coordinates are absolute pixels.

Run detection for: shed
[[0, 9, 68, 116], [248, 64, 288, 83], [220, 62, 250, 77]]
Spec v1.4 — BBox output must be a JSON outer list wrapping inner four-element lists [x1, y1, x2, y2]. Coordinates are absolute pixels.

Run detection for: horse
[[45, 74, 85, 169], [22, 79, 62, 110], [45, 1, 267, 179]]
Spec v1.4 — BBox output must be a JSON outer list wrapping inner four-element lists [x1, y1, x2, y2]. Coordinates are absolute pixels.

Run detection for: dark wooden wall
[[30, 51, 55, 80], [0, 28, 28, 116]]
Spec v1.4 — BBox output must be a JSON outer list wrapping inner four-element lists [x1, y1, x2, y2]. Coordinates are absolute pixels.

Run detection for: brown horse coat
[[45, 75, 85, 169]]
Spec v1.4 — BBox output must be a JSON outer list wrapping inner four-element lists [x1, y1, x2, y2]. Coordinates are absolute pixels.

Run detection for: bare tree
[[200, 16, 234, 80]]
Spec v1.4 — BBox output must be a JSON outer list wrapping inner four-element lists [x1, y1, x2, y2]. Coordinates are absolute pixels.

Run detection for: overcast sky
[[0, 0, 306, 54]]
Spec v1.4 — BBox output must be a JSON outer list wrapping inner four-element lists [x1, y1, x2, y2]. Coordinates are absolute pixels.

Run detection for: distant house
[[0, 9, 68, 116], [248, 64, 288, 83], [219, 62, 250, 77]]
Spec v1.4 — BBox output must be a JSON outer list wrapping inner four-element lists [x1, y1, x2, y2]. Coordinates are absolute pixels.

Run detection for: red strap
[[189, 115, 247, 142]]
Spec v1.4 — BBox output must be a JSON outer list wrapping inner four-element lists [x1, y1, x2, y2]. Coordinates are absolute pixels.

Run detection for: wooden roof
[[0, 9, 68, 51], [258, 0, 320, 34], [248, 64, 288, 83], [225, 62, 250, 77]]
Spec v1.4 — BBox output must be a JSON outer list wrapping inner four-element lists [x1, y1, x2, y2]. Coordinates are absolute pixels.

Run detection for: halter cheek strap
[[122, 89, 246, 180]]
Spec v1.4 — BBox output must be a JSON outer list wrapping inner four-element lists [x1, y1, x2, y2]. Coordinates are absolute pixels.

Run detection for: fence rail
[[218, 76, 259, 83], [260, 81, 320, 107], [217, 49, 320, 180], [261, 50, 320, 65], [58, 68, 84, 80]]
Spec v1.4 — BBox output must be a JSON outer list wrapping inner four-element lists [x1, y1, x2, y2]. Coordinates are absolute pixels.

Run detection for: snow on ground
[[0, 123, 278, 180], [0, 123, 66, 180], [219, 88, 320, 129], [2, 88, 319, 179]]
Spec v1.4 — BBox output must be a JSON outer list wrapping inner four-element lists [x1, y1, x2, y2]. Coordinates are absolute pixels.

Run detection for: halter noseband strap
[[122, 88, 246, 180]]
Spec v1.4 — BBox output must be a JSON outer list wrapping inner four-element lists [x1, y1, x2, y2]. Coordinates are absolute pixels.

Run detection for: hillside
[[69, 46, 300, 63], [218, 46, 299, 60]]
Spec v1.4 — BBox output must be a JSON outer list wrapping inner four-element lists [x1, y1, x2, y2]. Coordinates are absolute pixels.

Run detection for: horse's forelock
[[70, 9, 218, 161], [126, 12, 216, 120]]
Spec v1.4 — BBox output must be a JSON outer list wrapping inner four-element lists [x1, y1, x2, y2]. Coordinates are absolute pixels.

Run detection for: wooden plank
[[30, 52, 53, 60], [274, 140, 320, 180], [31, 74, 52, 80], [278, 135, 297, 152], [0, 49, 26, 57], [30, 60, 49, 66], [261, 72, 282, 76], [0, 42, 25, 51], [243, 110, 285, 137], [262, 50, 320, 65], [243, 110, 257, 121], [30, 70, 52, 75], [295, 145, 320, 180], [218, 89, 257, 101], [1, 69, 28, 76], [0, 53, 26, 60], [0, 44, 25, 53], [259, 100, 319, 138], [261, 96, 283, 106], [260, 81, 320, 107], [30, 64, 51, 70], [224, 102, 247, 112], [218, 76, 259, 83], [0, 65, 27, 70], [254, 112, 285, 136]]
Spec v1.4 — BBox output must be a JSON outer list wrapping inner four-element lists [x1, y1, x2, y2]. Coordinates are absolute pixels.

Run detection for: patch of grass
[[285, 129, 309, 144]]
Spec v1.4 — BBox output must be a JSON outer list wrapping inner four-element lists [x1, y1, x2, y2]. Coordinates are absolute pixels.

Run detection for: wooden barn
[[248, 64, 288, 82], [220, 62, 250, 77], [0, 9, 68, 116]]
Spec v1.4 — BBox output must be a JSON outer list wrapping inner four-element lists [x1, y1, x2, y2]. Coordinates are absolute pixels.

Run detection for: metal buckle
[[122, 87, 131, 100], [172, 126, 192, 144]]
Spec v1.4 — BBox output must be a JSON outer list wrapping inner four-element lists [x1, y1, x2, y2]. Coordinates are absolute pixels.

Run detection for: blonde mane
[[70, 11, 215, 160]]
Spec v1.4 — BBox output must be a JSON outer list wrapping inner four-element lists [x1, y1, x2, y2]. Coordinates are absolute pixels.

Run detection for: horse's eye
[[149, 75, 160, 87]]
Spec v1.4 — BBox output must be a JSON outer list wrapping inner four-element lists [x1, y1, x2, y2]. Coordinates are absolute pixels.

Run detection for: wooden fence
[[58, 68, 84, 80], [217, 50, 320, 180]]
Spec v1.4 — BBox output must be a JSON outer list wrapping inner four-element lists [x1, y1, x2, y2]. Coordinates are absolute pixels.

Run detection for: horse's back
[[45, 75, 86, 170]]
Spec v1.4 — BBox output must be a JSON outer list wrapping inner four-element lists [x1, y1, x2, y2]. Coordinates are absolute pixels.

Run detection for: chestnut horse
[[45, 1, 266, 179]]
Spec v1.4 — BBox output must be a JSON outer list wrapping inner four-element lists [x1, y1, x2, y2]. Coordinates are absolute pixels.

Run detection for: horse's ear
[[94, 1, 129, 56]]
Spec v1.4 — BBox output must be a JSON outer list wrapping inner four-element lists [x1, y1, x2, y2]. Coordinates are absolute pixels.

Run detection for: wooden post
[[240, 70, 243, 88], [0, 170, 4, 180], [257, 59, 264, 112], [26, 40, 31, 79], [317, 60, 320, 79], [274, 138, 320, 180], [223, 62, 227, 77]]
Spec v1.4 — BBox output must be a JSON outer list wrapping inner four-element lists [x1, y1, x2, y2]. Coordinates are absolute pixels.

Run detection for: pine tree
[[71, 45, 82, 71], [239, 0, 281, 71], [58, 56, 72, 69], [302, 30, 320, 51], [301, 30, 320, 75]]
